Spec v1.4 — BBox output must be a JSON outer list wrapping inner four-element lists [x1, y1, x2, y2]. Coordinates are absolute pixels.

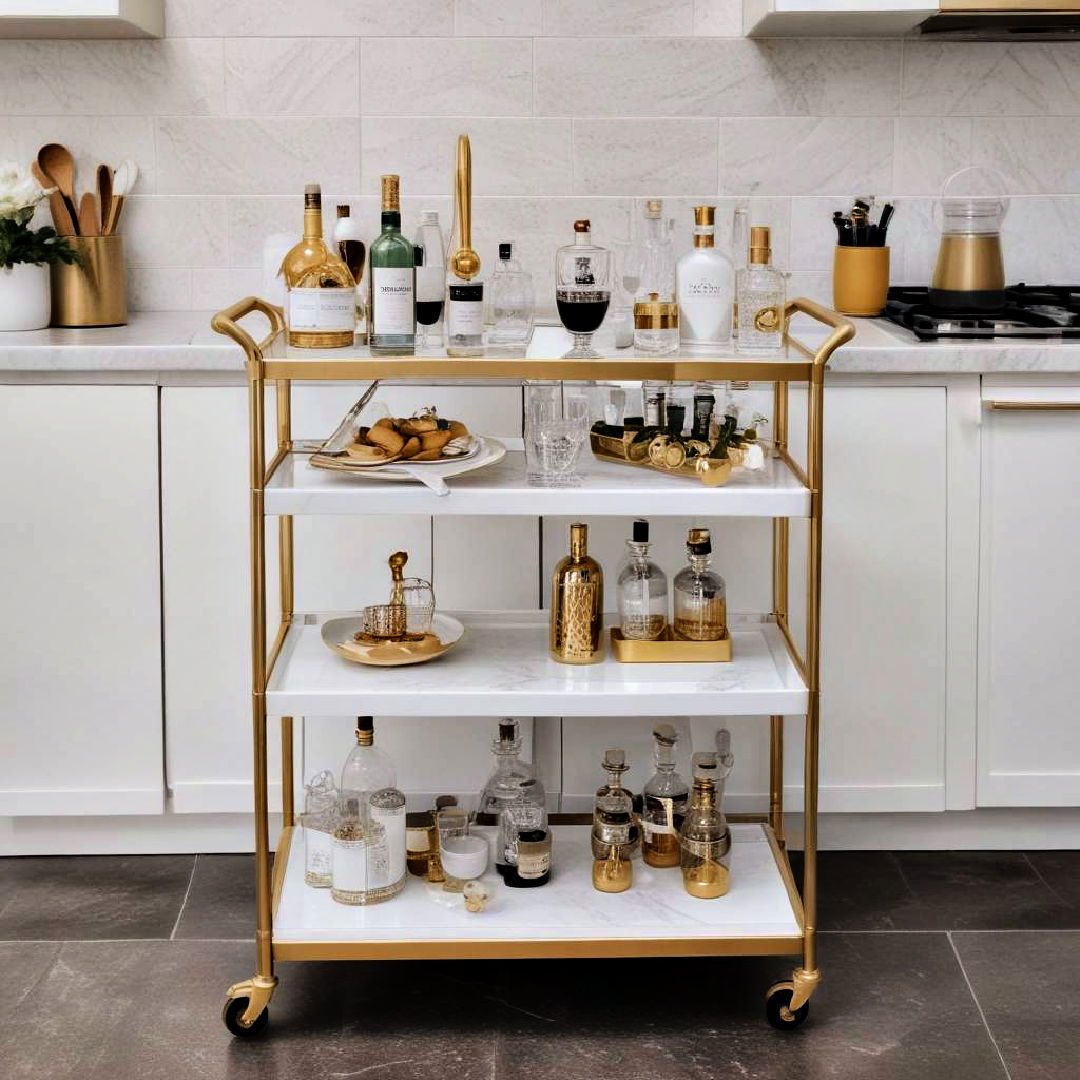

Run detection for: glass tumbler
[[401, 577, 435, 635], [524, 383, 590, 487]]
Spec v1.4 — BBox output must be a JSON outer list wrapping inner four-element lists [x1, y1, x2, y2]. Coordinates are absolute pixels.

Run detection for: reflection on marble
[[225, 37, 359, 117], [721, 117, 893, 197]]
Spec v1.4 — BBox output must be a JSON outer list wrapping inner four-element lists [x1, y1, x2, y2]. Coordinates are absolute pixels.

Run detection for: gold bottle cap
[[570, 521, 588, 557], [573, 219, 591, 233], [693, 205, 716, 227], [336, 204, 350, 218], [304, 183, 321, 208], [645, 199, 662, 219], [381, 174, 400, 212], [749, 225, 771, 265], [634, 291, 678, 330], [688, 526, 711, 545]]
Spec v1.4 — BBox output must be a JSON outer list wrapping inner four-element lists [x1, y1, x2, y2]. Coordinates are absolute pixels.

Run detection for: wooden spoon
[[30, 159, 77, 236], [38, 143, 79, 235], [105, 158, 139, 235], [78, 192, 98, 237], [96, 164, 113, 235]]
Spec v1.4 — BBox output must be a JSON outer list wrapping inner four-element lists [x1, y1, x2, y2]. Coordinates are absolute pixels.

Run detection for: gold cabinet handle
[[985, 401, 1080, 411]]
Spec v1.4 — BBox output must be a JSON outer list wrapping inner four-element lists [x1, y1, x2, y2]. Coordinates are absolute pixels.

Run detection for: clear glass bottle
[[633, 292, 679, 355], [550, 521, 604, 664], [673, 527, 727, 641], [641, 724, 690, 868], [446, 280, 485, 356], [736, 226, 785, 355], [281, 184, 356, 349], [368, 174, 416, 355], [414, 210, 445, 350], [676, 205, 734, 349], [637, 198, 676, 301], [679, 747, 732, 899], [334, 204, 366, 341], [731, 204, 748, 337], [591, 748, 634, 893], [333, 717, 406, 904], [502, 789, 551, 888], [555, 219, 612, 359], [616, 518, 668, 640], [302, 769, 338, 887], [488, 242, 535, 346]]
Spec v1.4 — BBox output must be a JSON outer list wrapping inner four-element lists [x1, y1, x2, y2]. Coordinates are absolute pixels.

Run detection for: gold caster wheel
[[223, 975, 276, 1038], [223, 996, 268, 1037], [765, 981, 810, 1030]]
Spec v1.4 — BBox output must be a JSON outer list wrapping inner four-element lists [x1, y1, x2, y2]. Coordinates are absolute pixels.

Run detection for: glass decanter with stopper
[[591, 748, 634, 893], [488, 242, 536, 346], [332, 717, 407, 905], [679, 735, 734, 899], [302, 769, 338, 887], [556, 219, 612, 359], [641, 724, 689, 868], [502, 789, 551, 888], [616, 518, 668, 641], [735, 226, 785, 356], [673, 527, 727, 641]]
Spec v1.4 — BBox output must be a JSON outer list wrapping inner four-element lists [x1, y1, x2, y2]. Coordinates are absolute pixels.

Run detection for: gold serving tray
[[590, 431, 733, 487], [610, 627, 732, 663]]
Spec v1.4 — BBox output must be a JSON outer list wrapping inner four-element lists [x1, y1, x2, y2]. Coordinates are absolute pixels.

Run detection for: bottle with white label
[[446, 279, 484, 356], [676, 205, 734, 349], [280, 183, 356, 349], [368, 174, 416, 355]]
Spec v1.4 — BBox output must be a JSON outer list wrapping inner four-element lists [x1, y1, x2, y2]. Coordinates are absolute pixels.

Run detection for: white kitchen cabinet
[[0, 1, 162, 37], [744, 0, 934, 36], [0, 386, 162, 815], [978, 385, 1080, 806], [554, 384, 949, 814]]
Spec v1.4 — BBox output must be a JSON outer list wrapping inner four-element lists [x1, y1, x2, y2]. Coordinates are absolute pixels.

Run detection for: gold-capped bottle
[[281, 184, 356, 349], [679, 733, 735, 899], [550, 522, 604, 664], [591, 748, 634, 893], [641, 723, 689, 868]]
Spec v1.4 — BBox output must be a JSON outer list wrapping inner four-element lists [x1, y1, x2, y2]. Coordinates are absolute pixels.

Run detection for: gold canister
[[51, 235, 127, 327], [832, 245, 889, 317]]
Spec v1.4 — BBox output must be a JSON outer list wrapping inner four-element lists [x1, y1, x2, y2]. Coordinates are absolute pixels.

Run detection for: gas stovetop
[[885, 286, 1080, 341]]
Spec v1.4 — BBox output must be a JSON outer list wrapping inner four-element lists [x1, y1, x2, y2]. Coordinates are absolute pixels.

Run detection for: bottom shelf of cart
[[272, 822, 804, 961]]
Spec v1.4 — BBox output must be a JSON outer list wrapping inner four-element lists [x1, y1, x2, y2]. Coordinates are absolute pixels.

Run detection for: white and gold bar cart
[[211, 296, 853, 1037]]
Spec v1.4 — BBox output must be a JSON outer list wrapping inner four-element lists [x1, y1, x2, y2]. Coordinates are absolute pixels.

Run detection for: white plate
[[309, 437, 506, 483], [321, 612, 466, 667]]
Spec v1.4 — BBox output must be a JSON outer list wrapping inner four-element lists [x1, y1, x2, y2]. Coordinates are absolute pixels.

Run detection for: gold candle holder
[[50, 235, 127, 327]]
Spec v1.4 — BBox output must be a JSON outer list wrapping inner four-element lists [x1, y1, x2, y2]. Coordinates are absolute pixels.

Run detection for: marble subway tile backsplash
[[4, 18, 1076, 312]]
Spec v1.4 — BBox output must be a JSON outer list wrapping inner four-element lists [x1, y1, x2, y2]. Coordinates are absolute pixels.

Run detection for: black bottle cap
[[688, 527, 712, 556], [413, 245, 424, 267], [499, 720, 517, 741], [499, 242, 512, 260], [632, 519, 649, 543], [357, 716, 374, 733]]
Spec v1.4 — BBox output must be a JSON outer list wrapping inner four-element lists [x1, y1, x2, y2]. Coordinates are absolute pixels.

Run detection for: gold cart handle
[[211, 295, 286, 363], [784, 297, 855, 368]]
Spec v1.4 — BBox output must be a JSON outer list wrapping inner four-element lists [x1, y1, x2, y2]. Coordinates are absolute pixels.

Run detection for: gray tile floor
[[1, 851, 1078, 1079]]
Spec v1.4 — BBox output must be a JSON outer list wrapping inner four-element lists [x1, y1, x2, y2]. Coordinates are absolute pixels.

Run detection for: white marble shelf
[[274, 823, 802, 956], [265, 611, 808, 719], [264, 449, 810, 518]]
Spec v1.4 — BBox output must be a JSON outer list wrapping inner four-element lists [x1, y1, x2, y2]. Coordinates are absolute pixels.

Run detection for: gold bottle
[[679, 745, 733, 900], [550, 522, 604, 664]]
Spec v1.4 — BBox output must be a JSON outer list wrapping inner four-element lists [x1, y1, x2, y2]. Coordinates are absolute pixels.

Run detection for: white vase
[[0, 262, 50, 331]]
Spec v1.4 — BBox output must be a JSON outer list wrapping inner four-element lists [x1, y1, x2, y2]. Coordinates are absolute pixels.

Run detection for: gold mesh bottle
[[550, 522, 604, 664]]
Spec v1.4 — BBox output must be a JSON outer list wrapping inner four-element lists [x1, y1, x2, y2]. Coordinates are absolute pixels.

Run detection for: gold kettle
[[930, 167, 1008, 310]]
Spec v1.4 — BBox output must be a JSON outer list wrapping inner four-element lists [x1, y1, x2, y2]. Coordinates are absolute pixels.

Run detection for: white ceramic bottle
[[676, 205, 734, 349]]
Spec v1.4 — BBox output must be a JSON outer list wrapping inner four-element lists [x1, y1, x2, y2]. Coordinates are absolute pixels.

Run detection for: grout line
[[169, 855, 198, 941], [947, 931, 1014, 1080]]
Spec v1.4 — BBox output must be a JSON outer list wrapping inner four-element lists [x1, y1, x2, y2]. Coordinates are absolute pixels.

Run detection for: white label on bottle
[[371, 803, 406, 886], [371, 267, 415, 335], [595, 821, 631, 845], [517, 838, 552, 879], [288, 287, 355, 333], [448, 296, 483, 337]]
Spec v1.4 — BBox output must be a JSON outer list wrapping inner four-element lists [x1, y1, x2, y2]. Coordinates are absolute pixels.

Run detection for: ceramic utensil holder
[[51, 235, 127, 327], [833, 246, 889, 317]]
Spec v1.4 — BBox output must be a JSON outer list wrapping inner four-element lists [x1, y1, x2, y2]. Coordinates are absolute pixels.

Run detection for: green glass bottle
[[368, 174, 416, 355]]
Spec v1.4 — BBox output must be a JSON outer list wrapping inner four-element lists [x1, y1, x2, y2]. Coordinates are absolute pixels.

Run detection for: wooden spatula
[[78, 192, 98, 237], [96, 164, 113, 235], [31, 159, 77, 236]]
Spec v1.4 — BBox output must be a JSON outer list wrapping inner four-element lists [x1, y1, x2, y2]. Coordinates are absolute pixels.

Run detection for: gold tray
[[590, 431, 733, 487], [610, 626, 732, 663]]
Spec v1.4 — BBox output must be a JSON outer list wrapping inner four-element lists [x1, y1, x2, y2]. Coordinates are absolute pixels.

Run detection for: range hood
[[745, 0, 1080, 38]]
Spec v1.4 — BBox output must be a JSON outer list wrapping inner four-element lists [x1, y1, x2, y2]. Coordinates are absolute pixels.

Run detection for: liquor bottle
[[446, 280, 484, 356], [550, 521, 604, 664], [641, 724, 690, 868], [555, 219, 612, 358], [281, 184, 356, 349], [302, 769, 338, 887], [477, 720, 546, 875], [638, 198, 676, 301], [679, 748, 732, 899], [591, 748, 634, 893], [502, 788, 551, 888], [616, 518, 668, 641], [736, 226, 786, 355], [673, 527, 727, 641], [334, 204, 366, 340], [414, 210, 445, 349], [676, 205, 734, 349], [333, 717, 406, 904], [488, 242, 536, 346], [692, 385, 716, 442], [368, 174, 416, 355]]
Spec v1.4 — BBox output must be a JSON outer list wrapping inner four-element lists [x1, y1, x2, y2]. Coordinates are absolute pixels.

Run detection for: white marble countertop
[[1, 309, 1080, 375]]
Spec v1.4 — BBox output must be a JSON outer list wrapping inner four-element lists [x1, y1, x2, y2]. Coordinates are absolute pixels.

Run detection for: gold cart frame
[[212, 296, 853, 1033]]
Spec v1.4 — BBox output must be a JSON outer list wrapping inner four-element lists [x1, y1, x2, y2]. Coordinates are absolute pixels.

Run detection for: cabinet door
[[555, 384, 949, 813], [0, 386, 162, 815], [978, 390, 1080, 805]]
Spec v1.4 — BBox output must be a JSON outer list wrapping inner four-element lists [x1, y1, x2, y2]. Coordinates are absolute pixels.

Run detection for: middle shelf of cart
[[264, 448, 810, 518], [265, 611, 808, 718]]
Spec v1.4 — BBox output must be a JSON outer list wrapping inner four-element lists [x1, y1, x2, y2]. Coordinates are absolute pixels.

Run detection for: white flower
[[0, 161, 51, 222]]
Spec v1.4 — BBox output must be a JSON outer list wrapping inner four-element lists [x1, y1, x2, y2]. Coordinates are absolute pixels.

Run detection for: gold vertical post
[[769, 716, 785, 844], [769, 378, 790, 847], [275, 378, 296, 831]]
